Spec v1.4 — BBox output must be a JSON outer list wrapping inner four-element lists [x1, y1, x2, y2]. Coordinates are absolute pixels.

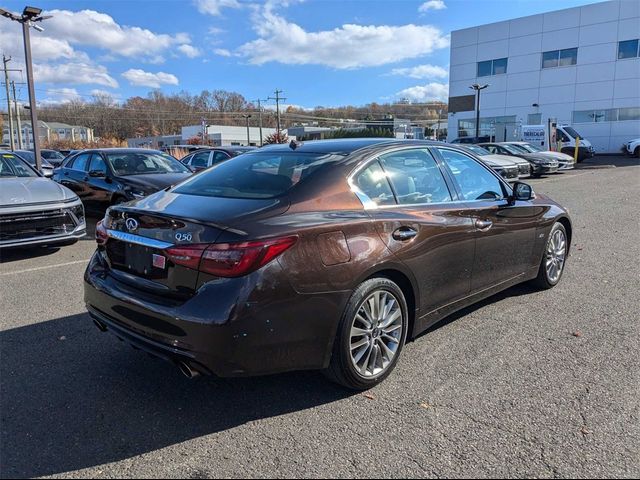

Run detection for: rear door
[[354, 147, 475, 315], [84, 153, 112, 211], [61, 152, 92, 199], [435, 147, 540, 291]]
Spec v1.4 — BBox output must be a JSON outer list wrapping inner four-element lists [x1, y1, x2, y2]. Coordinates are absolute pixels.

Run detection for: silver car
[[0, 152, 86, 249]]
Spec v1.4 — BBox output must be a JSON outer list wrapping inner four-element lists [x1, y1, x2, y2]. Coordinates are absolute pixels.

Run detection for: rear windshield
[[173, 151, 344, 199]]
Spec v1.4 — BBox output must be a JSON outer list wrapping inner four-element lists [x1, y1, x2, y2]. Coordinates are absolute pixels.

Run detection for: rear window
[[173, 151, 344, 199]]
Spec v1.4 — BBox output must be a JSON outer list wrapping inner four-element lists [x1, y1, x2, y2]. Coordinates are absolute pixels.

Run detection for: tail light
[[165, 236, 297, 278], [96, 220, 108, 245]]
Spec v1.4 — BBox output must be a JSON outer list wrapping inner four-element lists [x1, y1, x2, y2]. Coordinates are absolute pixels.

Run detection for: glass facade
[[457, 116, 517, 137], [572, 107, 640, 123]]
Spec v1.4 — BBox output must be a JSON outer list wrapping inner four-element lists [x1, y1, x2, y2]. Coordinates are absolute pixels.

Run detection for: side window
[[483, 145, 498, 154], [437, 149, 505, 201], [211, 151, 230, 164], [88, 154, 107, 175], [191, 151, 210, 168], [353, 161, 395, 206], [378, 148, 452, 204], [181, 154, 193, 165], [72, 153, 91, 172]]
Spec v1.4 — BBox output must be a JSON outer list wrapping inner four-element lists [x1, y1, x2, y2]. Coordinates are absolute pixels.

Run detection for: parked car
[[4, 149, 55, 177], [0, 151, 86, 248], [160, 145, 209, 156], [85, 139, 571, 389], [450, 136, 491, 144], [180, 146, 257, 172], [40, 149, 67, 167], [506, 142, 575, 170], [53, 149, 192, 213], [624, 138, 640, 157], [459, 144, 524, 181], [479, 143, 559, 176]]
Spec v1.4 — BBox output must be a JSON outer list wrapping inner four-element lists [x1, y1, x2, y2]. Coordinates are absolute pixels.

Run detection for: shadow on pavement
[[577, 155, 639, 169], [0, 313, 353, 478]]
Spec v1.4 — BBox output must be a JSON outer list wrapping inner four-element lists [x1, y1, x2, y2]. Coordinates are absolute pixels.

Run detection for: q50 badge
[[175, 232, 193, 242]]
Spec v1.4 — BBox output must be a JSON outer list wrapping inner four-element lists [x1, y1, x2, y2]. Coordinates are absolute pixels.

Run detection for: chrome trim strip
[[106, 229, 173, 249]]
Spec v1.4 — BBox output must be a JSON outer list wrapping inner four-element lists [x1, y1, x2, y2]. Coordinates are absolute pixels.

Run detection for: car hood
[[480, 154, 519, 167], [115, 173, 192, 192], [534, 151, 574, 161], [517, 153, 556, 163], [0, 177, 77, 206]]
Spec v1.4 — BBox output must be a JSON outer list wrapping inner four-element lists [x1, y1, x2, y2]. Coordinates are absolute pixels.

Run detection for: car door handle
[[475, 219, 493, 231], [392, 227, 418, 241]]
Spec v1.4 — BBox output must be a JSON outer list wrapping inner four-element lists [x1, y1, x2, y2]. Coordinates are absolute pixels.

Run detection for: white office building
[[181, 124, 284, 147], [447, 0, 640, 153]]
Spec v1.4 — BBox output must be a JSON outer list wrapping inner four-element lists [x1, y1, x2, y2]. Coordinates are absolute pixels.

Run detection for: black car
[[53, 148, 192, 212], [479, 143, 559, 177], [180, 146, 256, 172], [40, 149, 66, 167], [450, 136, 491, 144]]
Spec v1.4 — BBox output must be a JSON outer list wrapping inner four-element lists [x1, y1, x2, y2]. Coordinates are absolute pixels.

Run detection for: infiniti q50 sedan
[[85, 139, 571, 389]]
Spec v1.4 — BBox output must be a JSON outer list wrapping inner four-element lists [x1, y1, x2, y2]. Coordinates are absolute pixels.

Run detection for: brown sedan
[[85, 139, 571, 389]]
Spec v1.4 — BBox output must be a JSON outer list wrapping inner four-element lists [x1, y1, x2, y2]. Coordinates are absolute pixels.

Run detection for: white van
[[555, 125, 595, 162]]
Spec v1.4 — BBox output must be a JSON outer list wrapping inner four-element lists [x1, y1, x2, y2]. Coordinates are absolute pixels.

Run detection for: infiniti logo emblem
[[125, 218, 139, 232]]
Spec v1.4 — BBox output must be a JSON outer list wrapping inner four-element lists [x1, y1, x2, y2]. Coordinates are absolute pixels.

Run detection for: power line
[[267, 89, 286, 136]]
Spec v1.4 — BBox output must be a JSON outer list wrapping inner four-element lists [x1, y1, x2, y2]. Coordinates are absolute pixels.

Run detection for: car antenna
[[289, 140, 303, 150]]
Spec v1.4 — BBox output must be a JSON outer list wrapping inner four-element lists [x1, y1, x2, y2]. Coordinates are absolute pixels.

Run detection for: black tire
[[635, 146, 639, 159], [324, 277, 409, 390], [530, 222, 568, 290]]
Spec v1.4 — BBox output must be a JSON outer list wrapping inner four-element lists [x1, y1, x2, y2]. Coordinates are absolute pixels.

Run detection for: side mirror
[[512, 182, 533, 201], [43, 170, 53, 178], [89, 170, 106, 178]]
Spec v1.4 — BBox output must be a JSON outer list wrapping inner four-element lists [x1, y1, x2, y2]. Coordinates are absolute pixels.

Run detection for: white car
[[507, 142, 575, 170], [625, 138, 640, 157]]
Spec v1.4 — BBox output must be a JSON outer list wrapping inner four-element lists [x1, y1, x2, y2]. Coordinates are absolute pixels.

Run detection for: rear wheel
[[324, 277, 408, 390], [530, 222, 568, 289]]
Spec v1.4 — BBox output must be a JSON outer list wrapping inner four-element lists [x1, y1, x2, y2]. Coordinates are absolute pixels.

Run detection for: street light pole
[[11, 81, 24, 149], [469, 83, 489, 139], [2, 55, 15, 150], [0, 6, 52, 170], [242, 114, 252, 146]]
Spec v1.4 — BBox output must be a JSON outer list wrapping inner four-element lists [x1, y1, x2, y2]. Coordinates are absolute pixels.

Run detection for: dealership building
[[447, 0, 640, 153]]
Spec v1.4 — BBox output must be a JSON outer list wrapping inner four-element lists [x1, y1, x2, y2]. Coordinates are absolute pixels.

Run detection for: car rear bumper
[[84, 250, 349, 377]]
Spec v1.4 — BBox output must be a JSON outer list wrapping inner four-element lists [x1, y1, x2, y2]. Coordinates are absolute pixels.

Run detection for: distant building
[[1, 120, 94, 149], [181, 124, 285, 146], [287, 125, 334, 140], [447, 0, 639, 153], [127, 135, 182, 149]]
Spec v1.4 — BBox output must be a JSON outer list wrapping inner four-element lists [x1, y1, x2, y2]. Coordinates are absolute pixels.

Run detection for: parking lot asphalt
[[1, 156, 638, 479]]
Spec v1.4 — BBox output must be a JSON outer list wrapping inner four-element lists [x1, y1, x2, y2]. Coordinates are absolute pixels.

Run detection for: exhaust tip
[[93, 319, 108, 332], [177, 361, 200, 379]]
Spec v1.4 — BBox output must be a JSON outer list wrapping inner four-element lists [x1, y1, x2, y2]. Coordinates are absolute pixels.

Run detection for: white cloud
[[237, 3, 449, 69], [122, 69, 179, 88], [178, 44, 201, 58], [214, 48, 233, 57], [396, 82, 449, 102], [194, 0, 241, 16], [389, 64, 448, 79], [419, 1, 446, 13], [41, 88, 82, 105], [34, 62, 119, 88], [43, 9, 197, 61]]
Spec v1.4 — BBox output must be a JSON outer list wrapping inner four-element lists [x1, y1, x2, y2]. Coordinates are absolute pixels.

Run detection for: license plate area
[[108, 242, 169, 280]]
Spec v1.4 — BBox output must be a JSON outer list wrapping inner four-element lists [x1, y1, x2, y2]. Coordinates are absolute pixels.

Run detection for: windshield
[[499, 144, 526, 155], [520, 143, 543, 153], [15, 151, 35, 163], [563, 126, 582, 139], [173, 151, 345, 199], [41, 150, 65, 160], [0, 153, 39, 177], [106, 152, 190, 176], [465, 145, 490, 156]]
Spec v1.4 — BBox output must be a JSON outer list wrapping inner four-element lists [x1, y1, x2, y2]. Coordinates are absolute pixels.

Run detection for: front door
[[435, 147, 540, 291]]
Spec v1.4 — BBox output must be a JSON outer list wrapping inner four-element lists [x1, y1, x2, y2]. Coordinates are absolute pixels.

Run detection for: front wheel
[[530, 222, 568, 289], [324, 277, 408, 390]]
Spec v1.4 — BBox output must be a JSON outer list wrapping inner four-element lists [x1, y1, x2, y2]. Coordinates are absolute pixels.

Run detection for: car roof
[[80, 148, 164, 154], [257, 138, 445, 155]]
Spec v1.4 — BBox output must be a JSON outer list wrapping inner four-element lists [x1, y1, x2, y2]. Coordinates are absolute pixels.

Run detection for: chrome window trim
[[106, 229, 173, 249]]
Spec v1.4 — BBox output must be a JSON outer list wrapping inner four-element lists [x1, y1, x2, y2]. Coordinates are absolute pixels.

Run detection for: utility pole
[[2, 55, 16, 150], [11, 81, 23, 149], [201, 117, 207, 145], [242, 114, 252, 146], [268, 89, 286, 138], [469, 83, 489, 139], [253, 99, 267, 146]]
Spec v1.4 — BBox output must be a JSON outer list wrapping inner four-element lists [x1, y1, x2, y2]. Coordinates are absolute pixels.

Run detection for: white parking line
[[0, 259, 89, 276]]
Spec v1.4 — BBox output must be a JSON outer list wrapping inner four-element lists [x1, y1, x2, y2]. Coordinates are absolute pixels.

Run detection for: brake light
[[96, 220, 108, 245], [164, 236, 297, 278]]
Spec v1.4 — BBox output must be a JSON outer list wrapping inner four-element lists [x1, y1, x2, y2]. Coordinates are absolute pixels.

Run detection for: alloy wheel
[[349, 290, 404, 378], [545, 228, 566, 283]]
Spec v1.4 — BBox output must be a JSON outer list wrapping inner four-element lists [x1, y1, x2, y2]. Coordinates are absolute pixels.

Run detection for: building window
[[477, 58, 508, 77], [618, 39, 639, 59], [573, 107, 640, 123], [542, 48, 578, 68], [527, 113, 542, 125]]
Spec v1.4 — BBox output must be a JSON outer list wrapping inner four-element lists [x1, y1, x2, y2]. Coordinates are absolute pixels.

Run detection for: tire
[[530, 222, 568, 290], [635, 147, 639, 159], [324, 277, 409, 390]]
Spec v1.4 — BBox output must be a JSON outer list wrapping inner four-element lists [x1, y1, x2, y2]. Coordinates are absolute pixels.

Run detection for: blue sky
[[1, 0, 604, 108]]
